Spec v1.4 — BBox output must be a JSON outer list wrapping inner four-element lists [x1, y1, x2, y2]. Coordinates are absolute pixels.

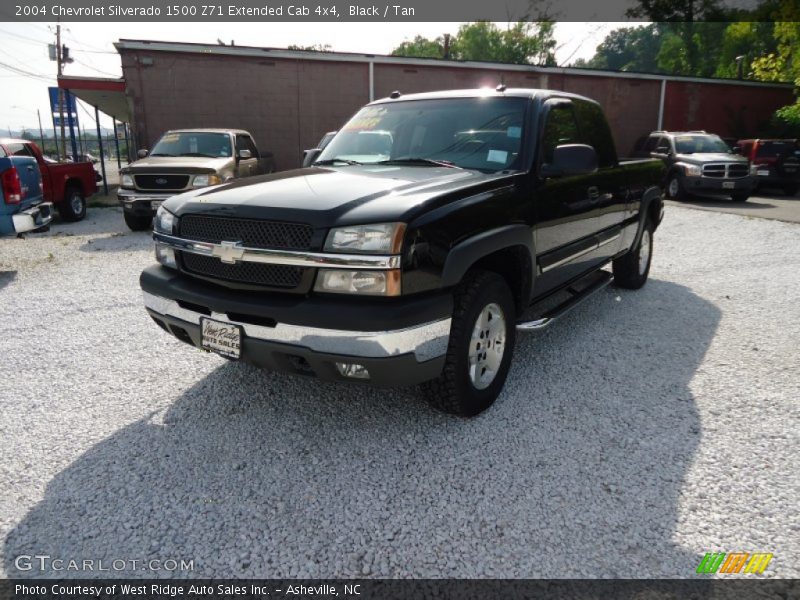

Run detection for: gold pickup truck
[[118, 128, 275, 230]]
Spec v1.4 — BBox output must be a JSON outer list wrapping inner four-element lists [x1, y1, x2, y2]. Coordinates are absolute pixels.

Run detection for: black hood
[[164, 165, 515, 228]]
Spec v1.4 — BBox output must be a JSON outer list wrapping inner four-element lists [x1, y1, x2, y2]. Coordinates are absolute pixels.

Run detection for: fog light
[[335, 362, 370, 379], [155, 242, 177, 269]]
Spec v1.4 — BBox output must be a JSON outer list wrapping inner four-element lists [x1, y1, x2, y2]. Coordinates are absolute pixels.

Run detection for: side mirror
[[237, 149, 252, 160], [302, 148, 322, 168], [732, 146, 741, 154], [541, 144, 598, 177], [137, 149, 148, 158]]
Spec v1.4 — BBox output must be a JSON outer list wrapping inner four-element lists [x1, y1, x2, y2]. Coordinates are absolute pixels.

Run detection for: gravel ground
[[0, 206, 798, 579]]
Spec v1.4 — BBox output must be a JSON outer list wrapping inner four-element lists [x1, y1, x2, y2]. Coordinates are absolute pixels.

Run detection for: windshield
[[674, 135, 731, 154], [756, 141, 799, 158], [150, 132, 232, 158], [317, 97, 527, 172]]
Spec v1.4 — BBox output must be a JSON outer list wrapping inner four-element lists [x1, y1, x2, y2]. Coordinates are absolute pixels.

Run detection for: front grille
[[181, 252, 305, 288], [702, 163, 749, 179], [179, 215, 313, 250], [135, 174, 190, 191]]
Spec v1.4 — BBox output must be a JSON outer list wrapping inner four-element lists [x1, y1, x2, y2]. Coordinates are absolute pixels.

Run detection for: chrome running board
[[516, 270, 613, 331]]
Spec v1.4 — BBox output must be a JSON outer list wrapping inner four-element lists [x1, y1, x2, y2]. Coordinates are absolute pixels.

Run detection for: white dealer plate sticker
[[757, 170, 770, 176], [151, 200, 164, 209], [722, 181, 736, 189], [201, 317, 242, 359]]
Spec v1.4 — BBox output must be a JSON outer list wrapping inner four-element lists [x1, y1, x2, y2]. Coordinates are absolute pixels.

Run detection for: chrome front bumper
[[142, 291, 451, 362]]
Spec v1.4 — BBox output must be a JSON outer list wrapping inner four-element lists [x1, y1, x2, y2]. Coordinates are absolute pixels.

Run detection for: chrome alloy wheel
[[70, 192, 84, 215], [668, 178, 679, 198], [639, 229, 651, 275], [468, 302, 507, 390]]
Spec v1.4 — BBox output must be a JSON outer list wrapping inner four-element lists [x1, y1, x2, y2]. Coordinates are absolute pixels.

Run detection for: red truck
[[0, 139, 97, 221]]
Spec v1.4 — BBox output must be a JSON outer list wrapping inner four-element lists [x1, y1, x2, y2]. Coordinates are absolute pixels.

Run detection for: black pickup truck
[[141, 88, 664, 416]]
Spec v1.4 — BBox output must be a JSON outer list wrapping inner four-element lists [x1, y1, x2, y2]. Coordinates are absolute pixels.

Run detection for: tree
[[288, 43, 332, 52], [390, 22, 556, 66], [391, 35, 446, 59], [576, 24, 665, 72]]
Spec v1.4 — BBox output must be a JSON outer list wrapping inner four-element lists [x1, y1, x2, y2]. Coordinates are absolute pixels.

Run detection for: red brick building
[[112, 39, 795, 170]]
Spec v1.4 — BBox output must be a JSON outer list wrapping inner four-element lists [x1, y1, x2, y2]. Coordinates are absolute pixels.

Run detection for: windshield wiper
[[314, 158, 363, 165], [376, 157, 462, 169], [179, 152, 218, 158], [149, 153, 175, 157]]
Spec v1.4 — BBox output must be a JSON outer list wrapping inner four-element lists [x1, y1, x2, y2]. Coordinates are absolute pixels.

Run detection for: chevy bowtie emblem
[[213, 241, 245, 264]]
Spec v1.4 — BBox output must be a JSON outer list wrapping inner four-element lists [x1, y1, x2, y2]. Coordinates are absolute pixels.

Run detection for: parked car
[[0, 139, 96, 221], [118, 129, 275, 231], [0, 149, 53, 236], [735, 138, 800, 195], [631, 130, 756, 202], [301, 131, 336, 167], [140, 88, 665, 416]]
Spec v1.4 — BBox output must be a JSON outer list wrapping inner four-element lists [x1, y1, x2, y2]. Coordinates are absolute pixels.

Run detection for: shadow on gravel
[[3, 279, 720, 579], [0, 271, 16, 291]]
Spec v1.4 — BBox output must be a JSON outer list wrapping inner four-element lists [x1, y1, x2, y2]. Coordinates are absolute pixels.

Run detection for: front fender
[[441, 224, 536, 288]]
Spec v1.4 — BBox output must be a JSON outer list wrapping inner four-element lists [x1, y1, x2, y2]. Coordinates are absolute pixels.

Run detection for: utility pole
[[36, 109, 45, 151], [56, 22, 66, 160]]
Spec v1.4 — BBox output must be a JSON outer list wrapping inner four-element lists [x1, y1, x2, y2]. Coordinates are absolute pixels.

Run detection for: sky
[[0, 22, 628, 134]]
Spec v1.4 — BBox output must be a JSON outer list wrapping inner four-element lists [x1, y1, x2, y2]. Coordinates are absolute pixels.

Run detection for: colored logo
[[696, 552, 773, 574]]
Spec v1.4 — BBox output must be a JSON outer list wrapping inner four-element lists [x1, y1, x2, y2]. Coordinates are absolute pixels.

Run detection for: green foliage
[[390, 21, 556, 66], [391, 35, 445, 59]]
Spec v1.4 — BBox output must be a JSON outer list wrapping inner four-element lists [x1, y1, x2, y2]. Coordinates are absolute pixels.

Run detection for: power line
[[72, 57, 120, 77], [0, 60, 53, 82], [0, 28, 50, 46]]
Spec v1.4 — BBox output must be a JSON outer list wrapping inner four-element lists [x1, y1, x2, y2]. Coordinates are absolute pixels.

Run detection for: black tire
[[666, 173, 686, 200], [613, 220, 653, 290], [60, 186, 87, 222], [124, 211, 153, 231], [732, 193, 750, 203], [782, 184, 798, 196], [421, 270, 516, 417]]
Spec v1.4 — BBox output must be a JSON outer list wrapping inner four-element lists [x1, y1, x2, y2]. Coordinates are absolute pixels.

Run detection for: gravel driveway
[[1, 206, 798, 579]]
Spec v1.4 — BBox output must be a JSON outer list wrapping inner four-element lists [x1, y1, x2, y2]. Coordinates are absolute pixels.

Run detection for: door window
[[541, 102, 579, 165], [236, 135, 259, 158], [6, 143, 35, 157]]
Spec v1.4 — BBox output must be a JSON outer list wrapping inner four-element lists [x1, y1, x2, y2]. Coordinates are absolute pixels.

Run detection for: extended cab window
[[317, 97, 527, 173], [541, 102, 579, 164]]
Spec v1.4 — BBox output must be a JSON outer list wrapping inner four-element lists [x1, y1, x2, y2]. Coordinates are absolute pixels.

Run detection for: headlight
[[324, 223, 406, 254], [155, 242, 177, 269], [121, 174, 134, 188], [192, 174, 222, 188], [154, 205, 176, 234], [683, 164, 702, 177], [314, 269, 401, 296]]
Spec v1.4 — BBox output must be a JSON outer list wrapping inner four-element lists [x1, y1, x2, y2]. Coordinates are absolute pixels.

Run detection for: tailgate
[[1, 156, 43, 211]]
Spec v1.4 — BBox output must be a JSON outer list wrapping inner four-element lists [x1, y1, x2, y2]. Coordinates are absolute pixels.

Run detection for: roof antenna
[[496, 83, 507, 92], [389, 90, 402, 99]]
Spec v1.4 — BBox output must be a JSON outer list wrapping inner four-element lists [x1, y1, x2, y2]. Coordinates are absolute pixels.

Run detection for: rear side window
[[541, 102, 579, 164], [6, 143, 34, 157], [644, 137, 661, 152], [573, 99, 617, 167]]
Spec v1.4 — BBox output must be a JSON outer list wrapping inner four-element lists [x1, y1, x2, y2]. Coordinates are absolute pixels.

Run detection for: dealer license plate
[[757, 169, 770, 176], [722, 181, 736, 189], [151, 200, 164, 210], [201, 317, 241, 359]]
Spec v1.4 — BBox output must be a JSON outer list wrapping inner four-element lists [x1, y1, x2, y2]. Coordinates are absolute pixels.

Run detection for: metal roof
[[114, 39, 795, 90]]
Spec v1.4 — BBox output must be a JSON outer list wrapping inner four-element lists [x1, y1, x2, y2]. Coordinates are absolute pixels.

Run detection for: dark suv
[[735, 138, 800, 196], [632, 131, 756, 202]]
